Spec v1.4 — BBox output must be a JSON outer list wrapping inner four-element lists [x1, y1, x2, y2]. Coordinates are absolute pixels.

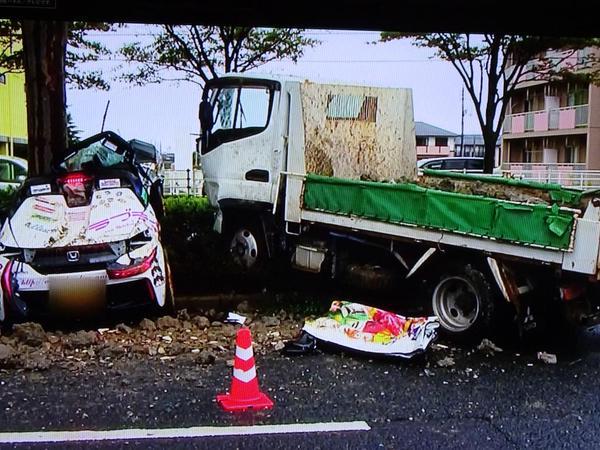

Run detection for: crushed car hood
[[0, 188, 158, 249]]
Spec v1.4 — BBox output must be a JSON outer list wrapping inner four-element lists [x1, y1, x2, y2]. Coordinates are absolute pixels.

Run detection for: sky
[[66, 27, 482, 171]]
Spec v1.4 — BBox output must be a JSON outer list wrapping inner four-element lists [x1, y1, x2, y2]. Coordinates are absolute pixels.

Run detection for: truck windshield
[[202, 83, 274, 153]]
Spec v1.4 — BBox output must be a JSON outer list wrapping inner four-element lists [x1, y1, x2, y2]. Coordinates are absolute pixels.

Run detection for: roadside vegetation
[[0, 187, 17, 223], [161, 195, 333, 313], [162, 195, 230, 294]]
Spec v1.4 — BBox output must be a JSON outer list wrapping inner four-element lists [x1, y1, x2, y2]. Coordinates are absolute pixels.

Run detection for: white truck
[[197, 73, 600, 340]]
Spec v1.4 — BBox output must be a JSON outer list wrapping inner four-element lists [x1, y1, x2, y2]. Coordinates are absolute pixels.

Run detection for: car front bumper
[[0, 245, 167, 322]]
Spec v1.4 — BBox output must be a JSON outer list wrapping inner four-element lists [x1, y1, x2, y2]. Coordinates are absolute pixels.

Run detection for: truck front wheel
[[431, 264, 496, 341], [225, 221, 267, 271]]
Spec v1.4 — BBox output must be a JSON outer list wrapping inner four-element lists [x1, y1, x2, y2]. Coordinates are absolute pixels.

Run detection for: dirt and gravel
[[0, 302, 304, 373]]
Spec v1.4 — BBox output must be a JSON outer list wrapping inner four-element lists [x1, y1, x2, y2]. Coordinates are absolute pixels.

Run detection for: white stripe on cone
[[233, 366, 257, 383], [236, 346, 253, 361]]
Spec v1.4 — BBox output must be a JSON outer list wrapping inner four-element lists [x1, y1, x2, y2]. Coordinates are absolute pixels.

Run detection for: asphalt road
[[1, 331, 600, 449]]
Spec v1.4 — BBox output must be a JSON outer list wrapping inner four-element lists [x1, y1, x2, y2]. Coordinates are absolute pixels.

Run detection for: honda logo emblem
[[67, 251, 80, 262]]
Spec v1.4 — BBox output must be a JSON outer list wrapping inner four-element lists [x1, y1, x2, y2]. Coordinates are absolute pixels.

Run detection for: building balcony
[[416, 146, 454, 158], [503, 105, 588, 137]]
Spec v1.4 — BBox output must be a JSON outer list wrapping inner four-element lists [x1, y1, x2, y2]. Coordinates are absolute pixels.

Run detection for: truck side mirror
[[199, 100, 213, 132]]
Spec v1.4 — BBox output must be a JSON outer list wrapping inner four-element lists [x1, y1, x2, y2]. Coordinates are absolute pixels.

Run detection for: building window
[[0, 73, 6, 84], [435, 137, 448, 147], [525, 148, 543, 163], [565, 146, 578, 163], [567, 84, 588, 106], [416, 137, 427, 146]]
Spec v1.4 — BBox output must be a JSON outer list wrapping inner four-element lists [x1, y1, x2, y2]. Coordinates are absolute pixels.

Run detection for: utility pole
[[460, 87, 465, 157], [101, 100, 110, 132]]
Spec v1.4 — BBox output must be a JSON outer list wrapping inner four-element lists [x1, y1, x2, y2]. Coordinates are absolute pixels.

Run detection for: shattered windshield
[[60, 139, 127, 172], [209, 85, 272, 132]]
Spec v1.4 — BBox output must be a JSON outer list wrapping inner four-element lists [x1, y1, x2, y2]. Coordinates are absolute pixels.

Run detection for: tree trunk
[[482, 131, 497, 174], [22, 20, 68, 177]]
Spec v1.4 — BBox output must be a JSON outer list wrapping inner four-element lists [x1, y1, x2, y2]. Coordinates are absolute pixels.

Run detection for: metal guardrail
[[501, 163, 587, 171], [503, 169, 600, 190], [161, 169, 204, 196]]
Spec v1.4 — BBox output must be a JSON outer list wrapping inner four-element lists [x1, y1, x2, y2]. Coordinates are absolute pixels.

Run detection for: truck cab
[[198, 75, 291, 214]]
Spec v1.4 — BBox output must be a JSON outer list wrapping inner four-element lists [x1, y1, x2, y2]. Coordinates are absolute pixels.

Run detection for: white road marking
[[0, 421, 371, 443]]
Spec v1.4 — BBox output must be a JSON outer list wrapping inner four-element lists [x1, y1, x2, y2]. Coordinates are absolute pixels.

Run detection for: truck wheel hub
[[432, 276, 480, 332], [230, 229, 259, 268]]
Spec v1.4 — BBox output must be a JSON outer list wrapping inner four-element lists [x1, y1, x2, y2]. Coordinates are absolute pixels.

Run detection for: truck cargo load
[[299, 81, 415, 181]]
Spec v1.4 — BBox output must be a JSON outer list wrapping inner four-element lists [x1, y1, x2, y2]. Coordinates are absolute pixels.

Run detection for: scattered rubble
[[192, 316, 210, 329], [436, 356, 456, 368], [64, 331, 98, 349], [537, 351, 558, 365], [0, 309, 303, 372], [477, 338, 503, 356], [12, 322, 46, 347], [263, 316, 281, 327], [116, 323, 133, 334], [138, 318, 157, 331], [156, 316, 181, 330], [0, 343, 14, 361]]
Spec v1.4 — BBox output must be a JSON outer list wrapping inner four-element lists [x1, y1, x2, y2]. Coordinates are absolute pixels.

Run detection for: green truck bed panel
[[302, 174, 578, 250]]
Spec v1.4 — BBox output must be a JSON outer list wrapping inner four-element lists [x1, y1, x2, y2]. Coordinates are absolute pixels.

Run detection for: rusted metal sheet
[[300, 82, 416, 181]]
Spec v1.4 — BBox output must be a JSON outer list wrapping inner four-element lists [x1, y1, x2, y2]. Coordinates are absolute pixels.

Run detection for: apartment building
[[501, 48, 600, 175], [415, 121, 457, 160], [0, 69, 28, 159]]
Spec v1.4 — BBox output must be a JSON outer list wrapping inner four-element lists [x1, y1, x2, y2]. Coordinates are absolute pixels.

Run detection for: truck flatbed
[[301, 172, 600, 275]]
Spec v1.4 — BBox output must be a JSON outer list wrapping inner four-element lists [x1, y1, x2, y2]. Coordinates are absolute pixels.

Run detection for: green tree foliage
[[66, 111, 81, 147], [0, 19, 117, 90], [119, 26, 319, 86], [380, 33, 600, 173]]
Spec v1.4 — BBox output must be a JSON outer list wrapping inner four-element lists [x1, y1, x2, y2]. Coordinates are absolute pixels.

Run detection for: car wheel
[[430, 264, 497, 341]]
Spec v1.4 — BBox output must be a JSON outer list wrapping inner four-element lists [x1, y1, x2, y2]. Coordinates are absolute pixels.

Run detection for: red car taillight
[[1, 259, 14, 298], [57, 172, 94, 207], [107, 247, 157, 280]]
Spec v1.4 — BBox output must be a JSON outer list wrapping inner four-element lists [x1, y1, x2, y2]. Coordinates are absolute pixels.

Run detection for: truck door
[[199, 77, 282, 208]]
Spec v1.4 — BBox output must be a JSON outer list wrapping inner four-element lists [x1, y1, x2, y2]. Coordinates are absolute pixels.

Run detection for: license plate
[[48, 272, 107, 315]]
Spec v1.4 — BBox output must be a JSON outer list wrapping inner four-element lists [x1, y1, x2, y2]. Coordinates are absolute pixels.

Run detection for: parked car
[[0, 155, 28, 191], [0, 131, 173, 324], [417, 156, 501, 175]]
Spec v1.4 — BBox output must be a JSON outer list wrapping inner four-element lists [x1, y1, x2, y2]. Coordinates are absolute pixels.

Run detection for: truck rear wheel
[[431, 264, 496, 341]]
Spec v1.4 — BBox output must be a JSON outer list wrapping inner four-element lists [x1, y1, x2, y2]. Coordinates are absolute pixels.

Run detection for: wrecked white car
[[0, 131, 174, 323]]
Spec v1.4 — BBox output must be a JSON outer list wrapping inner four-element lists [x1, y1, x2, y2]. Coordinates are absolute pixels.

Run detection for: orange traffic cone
[[216, 326, 274, 412]]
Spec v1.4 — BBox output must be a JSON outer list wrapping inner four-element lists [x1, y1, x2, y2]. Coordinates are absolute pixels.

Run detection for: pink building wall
[[512, 115, 525, 133], [533, 112, 548, 131], [586, 85, 600, 170], [559, 109, 576, 129]]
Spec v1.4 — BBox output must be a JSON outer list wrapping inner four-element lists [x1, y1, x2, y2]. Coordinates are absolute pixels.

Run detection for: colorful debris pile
[[293, 300, 439, 358]]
